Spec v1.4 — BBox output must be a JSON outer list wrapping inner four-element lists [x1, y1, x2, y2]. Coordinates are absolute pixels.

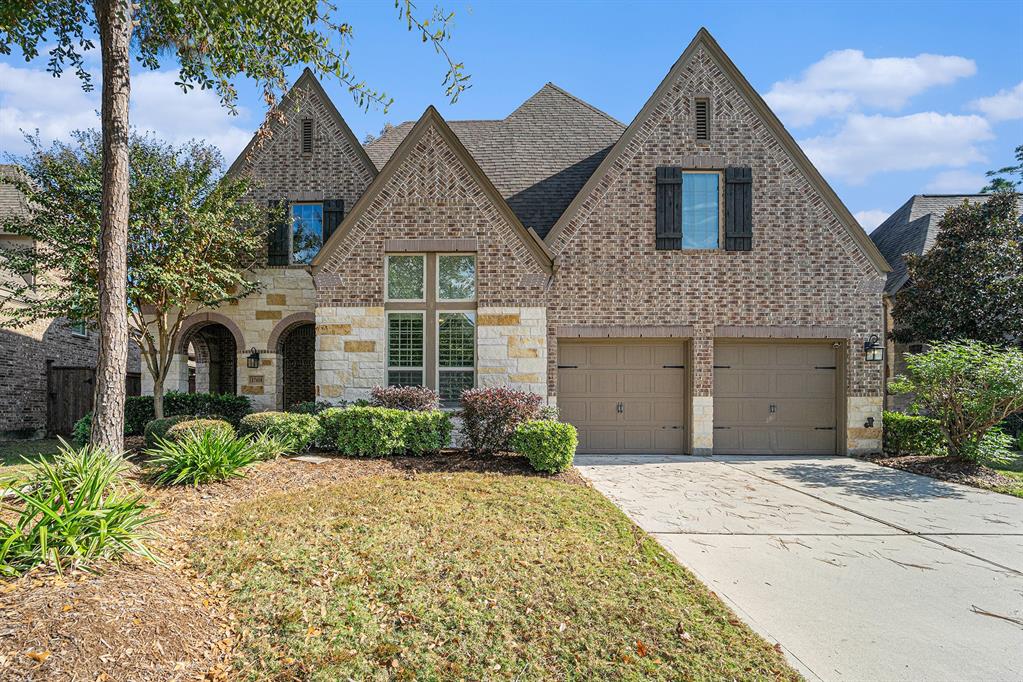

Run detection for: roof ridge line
[[541, 82, 626, 128]]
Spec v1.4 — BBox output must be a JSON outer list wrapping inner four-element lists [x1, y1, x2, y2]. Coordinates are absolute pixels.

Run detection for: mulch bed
[[867, 453, 1022, 492], [0, 450, 580, 681]]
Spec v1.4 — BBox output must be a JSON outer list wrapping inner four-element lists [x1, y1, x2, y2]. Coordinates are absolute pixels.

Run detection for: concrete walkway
[[574, 455, 1023, 682]]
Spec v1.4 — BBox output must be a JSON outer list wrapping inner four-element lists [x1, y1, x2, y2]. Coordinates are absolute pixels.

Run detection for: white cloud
[[0, 61, 254, 164], [766, 50, 976, 127], [854, 209, 892, 232], [969, 81, 1023, 122], [801, 112, 993, 184], [924, 169, 989, 193]]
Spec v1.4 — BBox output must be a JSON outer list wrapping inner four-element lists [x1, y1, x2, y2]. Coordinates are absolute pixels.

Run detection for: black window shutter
[[724, 167, 753, 251], [323, 199, 344, 244], [267, 199, 291, 266], [655, 167, 683, 250]]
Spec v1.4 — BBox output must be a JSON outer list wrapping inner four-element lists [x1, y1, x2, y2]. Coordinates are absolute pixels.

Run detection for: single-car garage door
[[558, 340, 687, 454], [714, 341, 838, 455]]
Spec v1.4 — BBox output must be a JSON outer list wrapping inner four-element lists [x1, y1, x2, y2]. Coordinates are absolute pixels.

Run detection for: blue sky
[[1, 0, 1021, 231]]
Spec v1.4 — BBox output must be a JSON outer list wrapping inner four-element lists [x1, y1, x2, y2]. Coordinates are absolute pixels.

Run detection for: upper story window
[[681, 172, 720, 249], [291, 203, 323, 264], [437, 254, 476, 301], [386, 254, 426, 301], [70, 321, 88, 338]]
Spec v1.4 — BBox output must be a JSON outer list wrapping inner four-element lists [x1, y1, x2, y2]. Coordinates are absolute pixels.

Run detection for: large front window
[[385, 254, 477, 404], [681, 172, 720, 249], [291, 203, 323, 264]]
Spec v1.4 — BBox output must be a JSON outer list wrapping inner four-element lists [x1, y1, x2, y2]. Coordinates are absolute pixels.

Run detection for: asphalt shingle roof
[[364, 83, 625, 238], [0, 164, 31, 226], [869, 194, 990, 294]]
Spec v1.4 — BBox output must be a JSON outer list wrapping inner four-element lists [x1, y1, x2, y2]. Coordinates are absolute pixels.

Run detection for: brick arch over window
[[176, 313, 245, 354], [268, 312, 316, 352]]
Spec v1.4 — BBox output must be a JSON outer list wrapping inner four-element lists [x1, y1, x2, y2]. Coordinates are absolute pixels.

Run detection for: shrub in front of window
[[165, 418, 235, 443], [459, 387, 544, 454], [370, 385, 440, 411], [0, 442, 158, 576], [882, 412, 946, 457], [403, 410, 453, 455], [320, 406, 409, 457], [287, 400, 333, 415], [144, 415, 193, 448], [238, 411, 321, 451], [145, 430, 258, 486], [889, 340, 1023, 463], [510, 420, 578, 474]]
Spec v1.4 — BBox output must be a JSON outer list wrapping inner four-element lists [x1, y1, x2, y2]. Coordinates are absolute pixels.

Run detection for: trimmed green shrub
[[288, 400, 332, 415], [403, 410, 453, 455], [459, 387, 544, 454], [145, 430, 257, 486], [239, 412, 321, 451], [510, 420, 578, 474], [0, 442, 158, 576], [144, 415, 192, 448], [370, 385, 439, 411], [320, 406, 408, 457], [72, 413, 92, 447], [124, 396, 155, 435], [162, 391, 251, 426], [882, 411, 946, 457], [165, 418, 235, 443]]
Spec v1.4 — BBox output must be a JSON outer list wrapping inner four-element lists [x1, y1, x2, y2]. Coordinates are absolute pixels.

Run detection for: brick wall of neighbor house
[[546, 45, 886, 455], [0, 318, 141, 440], [315, 123, 550, 401]]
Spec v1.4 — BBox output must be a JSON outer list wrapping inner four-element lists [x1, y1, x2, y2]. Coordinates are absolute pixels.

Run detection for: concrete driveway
[[574, 455, 1023, 682]]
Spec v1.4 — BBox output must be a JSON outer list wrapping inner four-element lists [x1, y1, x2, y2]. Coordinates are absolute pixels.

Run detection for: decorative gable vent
[[694, 99, 709, 141], [301, 119, 314, 153]]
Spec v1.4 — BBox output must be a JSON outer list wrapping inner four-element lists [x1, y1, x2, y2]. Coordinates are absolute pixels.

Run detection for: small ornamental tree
[[0, 132, 265, 419], [889, 341, 1023, 463], [891, 192, 1022, 345]]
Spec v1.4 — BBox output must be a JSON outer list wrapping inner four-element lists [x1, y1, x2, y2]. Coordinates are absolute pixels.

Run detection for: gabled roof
[[313, 106, 553, 275], [870, 194, 990, 295], [541, 28, 891, 276], [225, 68, 378, 179], [0, 165, 31, 224], [364, 83, 625, 238]]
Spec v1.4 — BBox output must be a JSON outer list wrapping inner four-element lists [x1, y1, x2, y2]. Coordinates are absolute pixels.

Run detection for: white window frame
[[70, 321, 88, 338], [385, 254, 427, 303], [435, 253, 477, 303], [290, 202, 324, 265], [436, 310, 477, 403], [386, 310, 426, 387]]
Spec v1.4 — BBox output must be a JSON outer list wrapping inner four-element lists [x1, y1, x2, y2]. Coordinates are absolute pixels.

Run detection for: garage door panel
[[559, 340, 687, 455], [714, 341, 837, 455]]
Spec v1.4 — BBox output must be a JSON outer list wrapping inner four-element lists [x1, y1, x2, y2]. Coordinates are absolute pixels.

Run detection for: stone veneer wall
[[315, 306, 385, 403], [545, 43, 886, 455], [477, 307, 548, 396]]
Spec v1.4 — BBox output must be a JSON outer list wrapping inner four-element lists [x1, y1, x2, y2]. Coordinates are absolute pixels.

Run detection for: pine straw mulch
[[867, 453, 1023, 495], [0, 450, 583, 681]]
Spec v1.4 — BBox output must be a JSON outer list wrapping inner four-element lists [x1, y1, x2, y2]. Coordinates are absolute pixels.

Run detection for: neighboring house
[[0, 165, 141, 440], [869, 194, 991, 411], [143, 28, 890, 456]]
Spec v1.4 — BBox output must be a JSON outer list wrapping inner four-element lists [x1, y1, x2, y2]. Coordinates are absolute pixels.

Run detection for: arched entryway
[[182, 322, 238, 395], [278, 322, 316, 409]]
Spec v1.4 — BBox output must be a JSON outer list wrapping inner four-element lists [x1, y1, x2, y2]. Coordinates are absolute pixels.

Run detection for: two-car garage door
[[558, 338, 838, 456]]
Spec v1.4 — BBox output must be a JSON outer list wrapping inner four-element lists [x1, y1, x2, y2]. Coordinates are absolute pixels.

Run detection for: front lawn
[[990, 452, 1023, 499], [0, 438, 61, 479], [193, 470, 798, 681]]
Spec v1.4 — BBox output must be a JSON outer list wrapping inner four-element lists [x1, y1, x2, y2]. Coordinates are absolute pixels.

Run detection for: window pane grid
[[388, 370, 424, 387], [438, 312, 475, 368], [387, 313, 424, 369], [439, 370, 474, 404], [291, 204, 323, 264], [681, 173, 719, 249]]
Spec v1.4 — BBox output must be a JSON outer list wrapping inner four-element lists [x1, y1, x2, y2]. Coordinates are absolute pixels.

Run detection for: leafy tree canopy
[[891, 191, 1022, 345], [982, 144, 1023, 193]]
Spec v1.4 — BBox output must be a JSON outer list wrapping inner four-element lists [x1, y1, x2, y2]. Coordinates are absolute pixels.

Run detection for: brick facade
[[545, 44, 886, 454]]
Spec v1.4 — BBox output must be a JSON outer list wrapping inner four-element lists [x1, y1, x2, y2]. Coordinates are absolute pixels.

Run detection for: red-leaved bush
[[370, 385, 440, 411], [459, 387, 544, 454]]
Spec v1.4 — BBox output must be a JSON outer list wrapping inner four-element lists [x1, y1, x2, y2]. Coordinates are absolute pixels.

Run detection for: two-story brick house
[[143, 29, 890, 456]]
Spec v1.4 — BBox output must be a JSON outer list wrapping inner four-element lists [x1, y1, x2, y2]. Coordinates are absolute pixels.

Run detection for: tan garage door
[[558, 340, 687, 454], [714, 341, 837, 455]]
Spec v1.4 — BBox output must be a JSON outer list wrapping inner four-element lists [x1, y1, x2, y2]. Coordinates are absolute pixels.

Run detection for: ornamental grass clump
[[146, 430, 258, 486], [0, 441, 159, 576], [165, 418, 235, 443]]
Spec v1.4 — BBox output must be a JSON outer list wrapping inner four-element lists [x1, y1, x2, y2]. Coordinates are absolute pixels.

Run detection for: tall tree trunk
[[90, 0, 132, 451]]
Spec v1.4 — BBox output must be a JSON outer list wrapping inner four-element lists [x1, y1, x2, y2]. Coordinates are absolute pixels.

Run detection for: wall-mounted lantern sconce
[[864, 334, 883, 363], [246, 348, 261, 369]]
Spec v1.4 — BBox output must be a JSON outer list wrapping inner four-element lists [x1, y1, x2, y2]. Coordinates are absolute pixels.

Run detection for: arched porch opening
[[277, 322, 316, 409], [182, 322, 237, 395]]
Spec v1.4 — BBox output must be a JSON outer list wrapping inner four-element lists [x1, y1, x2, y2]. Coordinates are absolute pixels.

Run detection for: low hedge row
[[239, 412, 321, 451], [510, 420, 578, 473], [318, 406, 452, 457], [882, 411, 946, 457]]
